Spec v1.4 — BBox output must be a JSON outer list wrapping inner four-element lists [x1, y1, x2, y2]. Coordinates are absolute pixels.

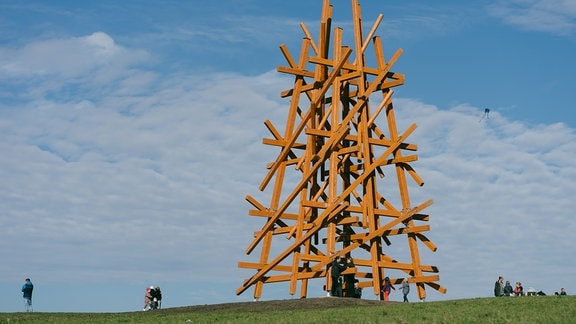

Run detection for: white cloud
[[1, 30, 575, 311], [0, 32, 151, 105], [0, 31, 288, 288], [0, 32, 147, 77], [394, 98, 576, 298], [489, 0, 576, 36]]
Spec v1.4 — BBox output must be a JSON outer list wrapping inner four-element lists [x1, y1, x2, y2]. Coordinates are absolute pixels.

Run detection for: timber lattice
[[237, 0, 446, 301]]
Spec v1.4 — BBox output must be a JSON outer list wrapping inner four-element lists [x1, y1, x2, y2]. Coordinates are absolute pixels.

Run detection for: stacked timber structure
[[237, 0, 446, 301]]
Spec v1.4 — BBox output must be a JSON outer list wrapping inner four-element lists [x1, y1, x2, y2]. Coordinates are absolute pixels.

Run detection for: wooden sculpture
[[237, 0, 446, 301]]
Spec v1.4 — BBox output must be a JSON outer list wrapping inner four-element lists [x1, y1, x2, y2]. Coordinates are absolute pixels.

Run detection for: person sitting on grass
[[513, 282, 523, 296], [503, 281, 513, 296]]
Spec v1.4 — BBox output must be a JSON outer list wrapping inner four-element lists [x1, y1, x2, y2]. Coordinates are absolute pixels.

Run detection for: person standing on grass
[[343, 257, 356, 298], [330, 256, 346, 297], [143, 286, 153, 311], [494, 276, 504, 297], [354, 280, 362, 298], [401, 278, 410, 302], [21, 278, 33, 312], [382, 277, 395, 301], [153, 286, 162, 309]]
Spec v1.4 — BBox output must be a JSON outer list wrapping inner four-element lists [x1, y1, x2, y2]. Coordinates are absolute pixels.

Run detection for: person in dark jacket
[[353, 280, 362, 298], [503, 281, 513, 296], [494, 276, 504, 297], [343, 257, 356, 298], [150, 286, 162, 309], [330, 256, 346, 297], [21, 278, 34, 312]]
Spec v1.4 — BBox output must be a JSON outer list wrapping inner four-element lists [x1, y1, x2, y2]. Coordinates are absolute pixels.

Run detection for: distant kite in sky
[[480, 108, 490, 122]]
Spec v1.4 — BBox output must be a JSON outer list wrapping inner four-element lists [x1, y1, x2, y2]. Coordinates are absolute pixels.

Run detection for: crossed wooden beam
[[237, 0, 446, 301]]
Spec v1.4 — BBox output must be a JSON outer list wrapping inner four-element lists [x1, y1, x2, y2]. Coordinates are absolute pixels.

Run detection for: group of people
[[382, 277, 411, 302], [20, 278, 164, 312], [330, 256, 361, 298], [143, 285, 163, 310], [330, 255, 411, 302], [555, 288, 568, 296], [494, 276, 524, 297], [494, 276, 567, 297]]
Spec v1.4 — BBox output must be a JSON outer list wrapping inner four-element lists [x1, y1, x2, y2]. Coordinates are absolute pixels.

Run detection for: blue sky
[[1, 0, 575, 312]]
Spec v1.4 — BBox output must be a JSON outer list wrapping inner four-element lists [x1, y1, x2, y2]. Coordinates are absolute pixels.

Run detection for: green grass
[[2, 296, 575, 323]]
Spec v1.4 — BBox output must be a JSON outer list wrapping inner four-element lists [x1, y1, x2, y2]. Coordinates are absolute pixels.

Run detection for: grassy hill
[[2, 295, 574, 323]]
